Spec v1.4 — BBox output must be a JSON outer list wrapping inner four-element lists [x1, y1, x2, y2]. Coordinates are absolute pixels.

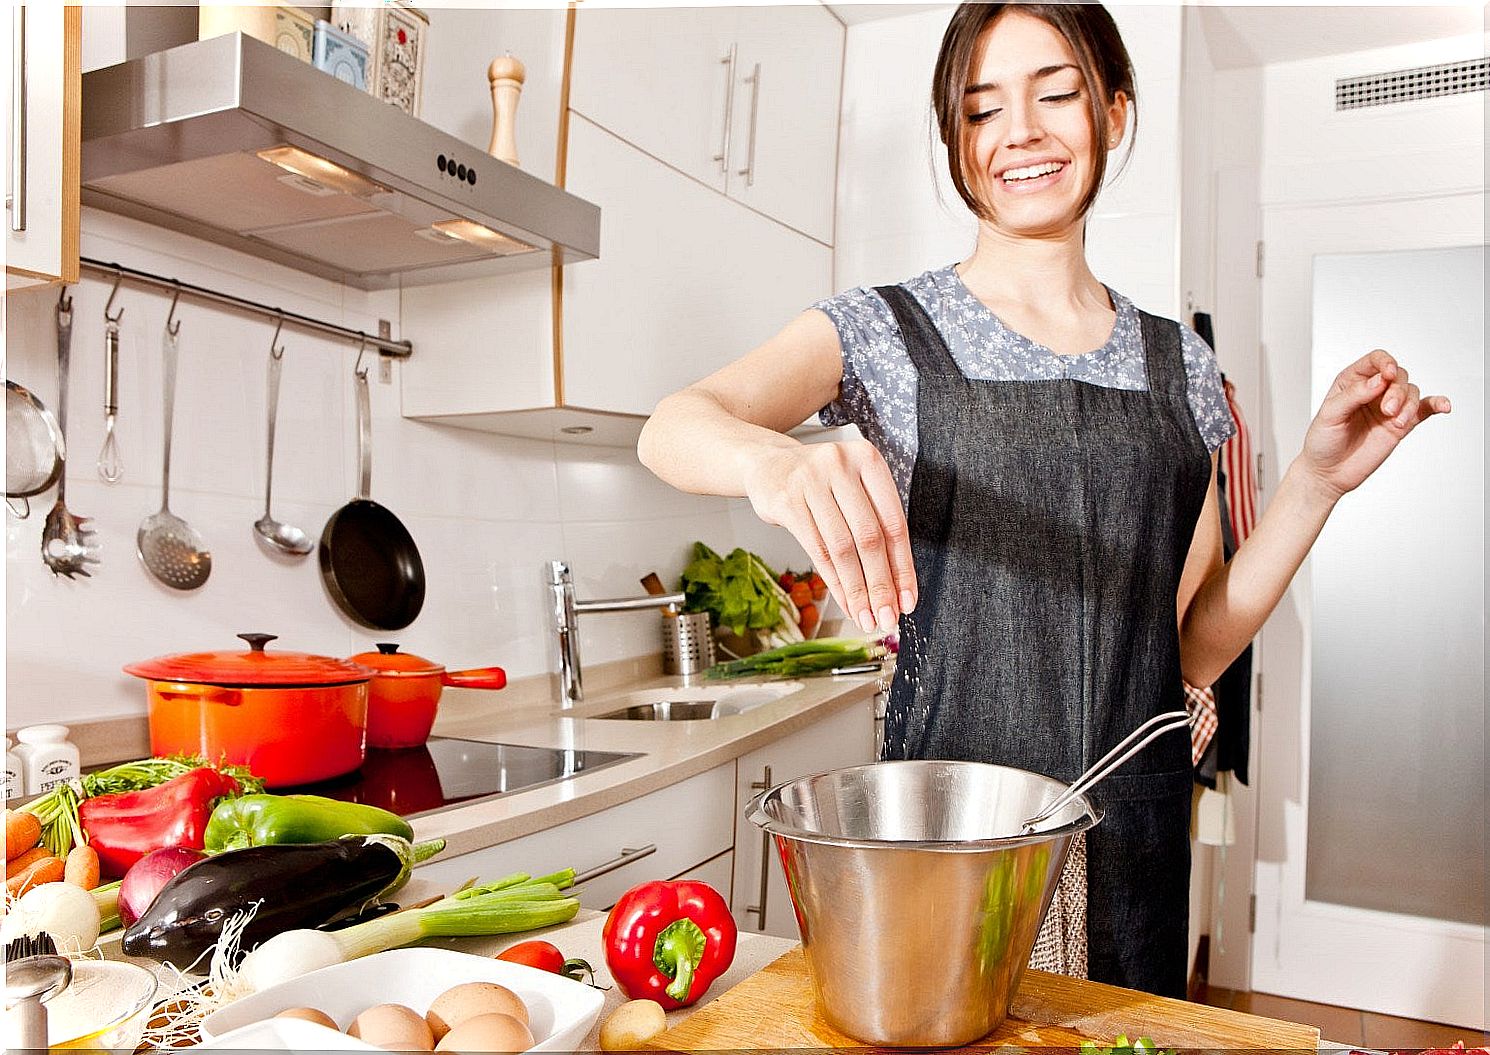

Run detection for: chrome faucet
[[548, 560, 686, 706]]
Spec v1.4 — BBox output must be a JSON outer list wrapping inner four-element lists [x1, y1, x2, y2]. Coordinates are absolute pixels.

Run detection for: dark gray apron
[[876, 284, 1210, 997]]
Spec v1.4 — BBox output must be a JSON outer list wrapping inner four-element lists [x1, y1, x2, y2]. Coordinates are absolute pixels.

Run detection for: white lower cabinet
[[673, 849, 734, 901], [731, 700, 876, 939], [416, 764, 734, 911]]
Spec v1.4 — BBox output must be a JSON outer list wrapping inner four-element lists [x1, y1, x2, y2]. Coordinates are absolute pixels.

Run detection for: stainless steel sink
[[595, 700, 721, 721], [589, 682, 805, 721]]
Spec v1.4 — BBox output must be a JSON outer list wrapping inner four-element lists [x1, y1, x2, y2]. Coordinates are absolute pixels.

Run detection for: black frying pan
[[319, 368, 425, 630]]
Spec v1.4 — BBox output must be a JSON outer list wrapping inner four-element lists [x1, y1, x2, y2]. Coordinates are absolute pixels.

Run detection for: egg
[[350, 1003, 436, 1052], [274, 1007, 339, 1030], [434, 1012, 535, 1054], [426, 982, 530, 1041]]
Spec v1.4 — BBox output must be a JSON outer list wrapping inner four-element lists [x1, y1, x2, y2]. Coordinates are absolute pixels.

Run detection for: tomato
[[779, 571, 796, 590], [808, 572, 827, 602], [496, 940, 596, 983], [789, 581, 813, 608], [497, 940, 565, 972]]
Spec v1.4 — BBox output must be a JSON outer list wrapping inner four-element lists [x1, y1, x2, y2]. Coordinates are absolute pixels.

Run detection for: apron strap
[[1136, 310, 1189, 408], [875, 285, 963, 379]]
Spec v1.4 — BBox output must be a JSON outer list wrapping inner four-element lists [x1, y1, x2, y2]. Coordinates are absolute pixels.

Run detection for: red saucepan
[[348, 643, 507, 748], [125, 633, 375, 787]]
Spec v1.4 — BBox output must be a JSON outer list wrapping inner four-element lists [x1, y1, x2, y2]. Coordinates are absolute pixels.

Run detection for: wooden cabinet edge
[[60, 5, 81, 284]]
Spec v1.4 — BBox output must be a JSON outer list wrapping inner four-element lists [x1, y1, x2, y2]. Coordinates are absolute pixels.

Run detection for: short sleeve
[[811, 287, 887, 428], [1180, 324, 1236, 452]]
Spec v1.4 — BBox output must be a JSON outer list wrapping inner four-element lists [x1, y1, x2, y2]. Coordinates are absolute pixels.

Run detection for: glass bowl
[[46, 960, 158, 1052]]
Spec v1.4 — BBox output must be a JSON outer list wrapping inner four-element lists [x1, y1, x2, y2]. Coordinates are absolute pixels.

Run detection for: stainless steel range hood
[[81, 33, 600, 290]]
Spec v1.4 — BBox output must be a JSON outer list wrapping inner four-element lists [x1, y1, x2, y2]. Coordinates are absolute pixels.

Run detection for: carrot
[[63, 844, 100, 890], [5, 846, 52, 880], [5, 810, 42, 861], [6, 855, 65, 896]]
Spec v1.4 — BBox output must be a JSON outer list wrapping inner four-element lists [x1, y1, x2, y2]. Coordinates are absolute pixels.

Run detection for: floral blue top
[[814, 264, 1235, 509]]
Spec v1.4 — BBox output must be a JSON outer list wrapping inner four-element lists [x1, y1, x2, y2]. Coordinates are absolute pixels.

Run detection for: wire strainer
[[5, 380, 64, 518]]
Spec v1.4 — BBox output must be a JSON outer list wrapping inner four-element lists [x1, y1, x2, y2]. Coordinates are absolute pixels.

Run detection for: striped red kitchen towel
[[1184, 681, 1219, 767]]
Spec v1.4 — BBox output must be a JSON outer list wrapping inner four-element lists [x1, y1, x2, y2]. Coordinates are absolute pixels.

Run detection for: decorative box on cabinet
[[5, 5, 81, 289]]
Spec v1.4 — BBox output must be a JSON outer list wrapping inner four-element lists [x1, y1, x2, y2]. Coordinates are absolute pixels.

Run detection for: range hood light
[[429, 218, 536, 256], [256, 145, 385, 197]]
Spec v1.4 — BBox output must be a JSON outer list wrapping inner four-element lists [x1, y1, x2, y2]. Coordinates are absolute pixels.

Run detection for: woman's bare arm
[[638, 310, 918, 633]]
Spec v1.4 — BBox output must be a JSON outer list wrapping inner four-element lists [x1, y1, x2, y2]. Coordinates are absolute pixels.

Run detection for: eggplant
[[120, 835, 412, 966]]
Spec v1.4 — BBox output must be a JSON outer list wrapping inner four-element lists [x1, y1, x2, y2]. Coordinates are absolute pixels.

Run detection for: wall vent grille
[[1336, 57, 1488, 110]]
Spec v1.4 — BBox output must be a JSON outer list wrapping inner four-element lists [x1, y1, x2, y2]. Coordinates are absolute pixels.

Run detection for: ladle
[[1020, 708, 1193, 833], [253, 317, 312, 556]]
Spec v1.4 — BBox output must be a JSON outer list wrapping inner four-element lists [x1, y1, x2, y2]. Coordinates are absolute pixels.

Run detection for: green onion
[[706, 637, 881, 680]]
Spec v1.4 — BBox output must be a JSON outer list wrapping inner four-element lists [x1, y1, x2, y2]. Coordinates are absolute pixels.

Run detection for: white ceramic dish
[[194, 1017, 380, 1051], [199, 947, 604, 1051]]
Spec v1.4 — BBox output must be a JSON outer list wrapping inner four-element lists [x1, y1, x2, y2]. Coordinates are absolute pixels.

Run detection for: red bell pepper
[[602, 879, 737, 1010], [78, 767, 242, 879]]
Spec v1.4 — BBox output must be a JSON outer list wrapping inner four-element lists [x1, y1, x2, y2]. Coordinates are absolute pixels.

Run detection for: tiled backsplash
[[5, 210, 805, 728]]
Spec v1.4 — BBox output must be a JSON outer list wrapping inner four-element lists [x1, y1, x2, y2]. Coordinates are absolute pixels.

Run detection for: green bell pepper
[[204, 793, 414, 852]]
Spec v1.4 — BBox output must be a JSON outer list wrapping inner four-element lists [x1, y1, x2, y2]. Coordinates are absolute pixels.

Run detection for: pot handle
[[443, 667, 507, 690], [154, 683, 244, 707]]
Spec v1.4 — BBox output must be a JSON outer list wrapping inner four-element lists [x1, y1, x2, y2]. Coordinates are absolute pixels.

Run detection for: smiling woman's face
[[961, 10, 1128, 237]]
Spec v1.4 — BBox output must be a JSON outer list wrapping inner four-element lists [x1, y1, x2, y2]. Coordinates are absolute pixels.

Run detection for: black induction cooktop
[[283, 738, 639, 819]]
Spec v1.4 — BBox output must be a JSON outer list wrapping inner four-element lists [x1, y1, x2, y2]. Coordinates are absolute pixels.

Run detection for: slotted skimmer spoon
[[253, 320, 312, 556], [138, 315, 211, 589], [1020, 708, 1193, 833]]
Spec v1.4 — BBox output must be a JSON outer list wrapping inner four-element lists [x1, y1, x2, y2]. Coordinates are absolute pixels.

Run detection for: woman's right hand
[[742, 439, 917, 634]]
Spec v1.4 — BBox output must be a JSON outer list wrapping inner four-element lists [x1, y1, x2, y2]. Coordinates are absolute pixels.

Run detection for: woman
[[638, 3, 1449, 995]]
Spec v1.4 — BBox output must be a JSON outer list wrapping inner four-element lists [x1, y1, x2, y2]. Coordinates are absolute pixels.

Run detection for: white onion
[[237, 929, 345, 993], [1, 882, 102, 953]]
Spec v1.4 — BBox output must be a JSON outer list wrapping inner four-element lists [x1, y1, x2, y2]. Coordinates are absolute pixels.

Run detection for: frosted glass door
[[1307, 245, 1485, 927]]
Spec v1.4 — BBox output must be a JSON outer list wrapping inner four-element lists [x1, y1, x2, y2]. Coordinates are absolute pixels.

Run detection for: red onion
[[119, 846, 207, 927]]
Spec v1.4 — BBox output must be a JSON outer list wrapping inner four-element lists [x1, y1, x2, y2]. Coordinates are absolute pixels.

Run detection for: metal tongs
[[1020, 708, 1194, 833]]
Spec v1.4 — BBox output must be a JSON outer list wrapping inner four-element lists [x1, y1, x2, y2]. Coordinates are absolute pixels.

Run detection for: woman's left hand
[[1300, 348, 1451, 500]]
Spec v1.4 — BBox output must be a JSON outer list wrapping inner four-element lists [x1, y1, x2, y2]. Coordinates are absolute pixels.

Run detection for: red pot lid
[[123, 633, 375, 687], [347, 642, 445, 678]]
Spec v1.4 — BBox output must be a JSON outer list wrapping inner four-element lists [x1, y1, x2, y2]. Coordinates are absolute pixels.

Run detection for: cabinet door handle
[[744, 765, 772, 931], [570, 843, 657, 886], [8, 5, 26, 233], [735, 62, 761, 188], [712, 45, 738, 175]]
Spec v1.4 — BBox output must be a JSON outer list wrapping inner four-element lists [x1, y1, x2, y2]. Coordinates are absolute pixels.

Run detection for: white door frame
[[1251, 188, 1486, 1027]]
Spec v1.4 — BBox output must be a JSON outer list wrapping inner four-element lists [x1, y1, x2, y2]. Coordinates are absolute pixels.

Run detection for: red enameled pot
[[124, 633, 374, 787], [347, 643, 507, 749]]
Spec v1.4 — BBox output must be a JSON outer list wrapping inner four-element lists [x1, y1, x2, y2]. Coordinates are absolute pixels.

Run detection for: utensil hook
[[270, 312, 285, 361], [353, 337, 369, 379], [164, 283, 181, 337], [103, 270, 124, 326], [57, 283, 72, 316]]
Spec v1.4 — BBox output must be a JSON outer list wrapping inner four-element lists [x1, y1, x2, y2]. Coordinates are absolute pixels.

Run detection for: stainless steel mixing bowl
[[747, 760, 1100, 1048]]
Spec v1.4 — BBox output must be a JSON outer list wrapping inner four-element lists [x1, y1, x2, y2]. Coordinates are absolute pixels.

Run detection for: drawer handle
[[745, 765, 772, 931], [735, 62, 761, 188], [571, 843, 656, 886]]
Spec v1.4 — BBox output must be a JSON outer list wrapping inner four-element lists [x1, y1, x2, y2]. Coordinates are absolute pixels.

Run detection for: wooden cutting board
[[648, 947, 1320, 1051]]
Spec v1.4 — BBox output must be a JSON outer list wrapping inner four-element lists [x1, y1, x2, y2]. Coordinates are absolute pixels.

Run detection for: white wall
[[4, 207, 803, 730]]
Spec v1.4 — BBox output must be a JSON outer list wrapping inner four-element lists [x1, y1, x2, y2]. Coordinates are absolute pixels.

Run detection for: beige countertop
[[406, 665, 882, 858]]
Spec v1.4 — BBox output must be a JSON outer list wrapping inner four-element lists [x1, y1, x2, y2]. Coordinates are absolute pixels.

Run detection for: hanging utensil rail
[[78, 258, 413, 359]]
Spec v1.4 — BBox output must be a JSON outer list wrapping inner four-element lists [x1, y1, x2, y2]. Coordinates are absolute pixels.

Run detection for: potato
[[598, 999, 667, 1052]]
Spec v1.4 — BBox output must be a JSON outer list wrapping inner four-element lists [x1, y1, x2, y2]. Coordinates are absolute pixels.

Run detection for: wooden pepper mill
[[487, 53, 525, 167]]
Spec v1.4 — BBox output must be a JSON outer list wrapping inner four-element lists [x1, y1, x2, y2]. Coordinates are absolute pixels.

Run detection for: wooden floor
[[1198, 985, 1490, 1050]]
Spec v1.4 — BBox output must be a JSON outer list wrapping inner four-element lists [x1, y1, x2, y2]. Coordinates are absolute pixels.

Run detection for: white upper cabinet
[[570, 4, 842, 244], [569, 6, 737, 195], [562, 115, 832, 417], [5, 5, 80, 290], [726, 4, 842, 244]]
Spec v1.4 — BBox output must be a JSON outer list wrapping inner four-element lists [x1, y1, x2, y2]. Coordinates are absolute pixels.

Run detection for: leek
[[706, 637, 881, 680]]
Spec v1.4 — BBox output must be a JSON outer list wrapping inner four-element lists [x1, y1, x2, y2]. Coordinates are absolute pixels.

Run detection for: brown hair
[[931, 3, 1136, 223]]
